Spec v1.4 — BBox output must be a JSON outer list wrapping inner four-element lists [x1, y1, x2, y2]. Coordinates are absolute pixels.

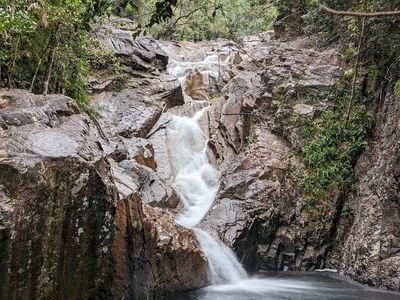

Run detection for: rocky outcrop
[[340, 86, 400, 291], [95, 20, 168, 72], [0, 89, 117, 299], [194, 34, 343, 274], [183, 33, 399, 292], [0, 22, 209, 299], [0, 88, 207, 299], [1, 21, 399, 298], [112, 193, 206, 300]]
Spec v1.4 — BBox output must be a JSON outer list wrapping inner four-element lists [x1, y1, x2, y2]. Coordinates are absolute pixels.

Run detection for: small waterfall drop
[[159, 39, 400, 300], [167, 110, 218, 227], [166, 109, 248, 284], [194, 229, 248, 284]]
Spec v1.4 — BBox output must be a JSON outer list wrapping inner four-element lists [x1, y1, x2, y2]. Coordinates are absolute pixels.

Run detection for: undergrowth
[[299, 75, 373, 219]]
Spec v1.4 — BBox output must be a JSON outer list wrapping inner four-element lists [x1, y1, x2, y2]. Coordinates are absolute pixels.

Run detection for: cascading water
[[193, 229, 247, 284], [161, 42, 400, 300], [167, 110, 218, 227], [166, 109, 248, 284]]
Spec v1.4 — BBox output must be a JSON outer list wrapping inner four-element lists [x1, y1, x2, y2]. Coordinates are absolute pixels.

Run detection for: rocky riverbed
[[0, 20, 399, 299]]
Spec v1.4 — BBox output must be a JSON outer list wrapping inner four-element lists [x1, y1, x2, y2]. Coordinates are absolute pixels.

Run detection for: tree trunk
[[7, 35, 21, 88], [42, 36, 58, 95], [345, 17, 366, 124], [30, 38, 50, 92], [30, 57, 43, 92]]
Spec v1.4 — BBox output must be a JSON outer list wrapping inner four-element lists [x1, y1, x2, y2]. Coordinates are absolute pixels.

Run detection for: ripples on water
[[166, 272, 400, 300]]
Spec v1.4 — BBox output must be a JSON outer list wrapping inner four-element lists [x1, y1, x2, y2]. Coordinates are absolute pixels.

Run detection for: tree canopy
[[0, 0, 399, 108]]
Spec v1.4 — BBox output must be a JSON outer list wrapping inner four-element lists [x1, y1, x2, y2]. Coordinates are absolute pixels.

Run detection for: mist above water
[[166, 272, 400, 300]]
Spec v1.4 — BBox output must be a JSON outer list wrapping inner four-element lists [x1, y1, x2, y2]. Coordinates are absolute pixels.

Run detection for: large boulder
[[0, 90, 207, 299], [95, 20, 169, 71]]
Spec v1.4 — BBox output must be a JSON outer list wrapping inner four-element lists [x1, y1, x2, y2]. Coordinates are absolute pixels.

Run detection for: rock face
[[0, 89, 117, 299], [188, 33, 399, 292], [95, 20, 168, 71], [340, 87, 400, 291], [0, 88, 206, 299], [1, 23, 399, 298], [0, 22, 208, 299], [112, 193, 207, 300], [195, 34, 344, 274]]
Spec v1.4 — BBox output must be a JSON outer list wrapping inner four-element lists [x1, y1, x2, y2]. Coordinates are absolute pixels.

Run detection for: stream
[[162, 42, 400, 300], [167, 272, 400, 300], [166, 109, 247, 284]]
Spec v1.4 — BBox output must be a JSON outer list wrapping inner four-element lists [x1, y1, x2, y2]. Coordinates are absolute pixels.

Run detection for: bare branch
[[168, 5, 209, 29], [321, 6, 400, 17]]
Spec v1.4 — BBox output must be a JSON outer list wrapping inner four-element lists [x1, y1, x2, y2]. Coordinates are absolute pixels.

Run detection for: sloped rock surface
[[0, 82, 205, 299], [195, 34, 343, 273], [340, 89, 400, 291], [95, 21, 168, 71], [0, 89, 117, 299], [90, 20, 185, 210]]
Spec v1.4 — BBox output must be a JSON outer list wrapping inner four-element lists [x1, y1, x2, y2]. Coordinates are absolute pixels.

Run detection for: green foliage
[[0, 0, 278, 109], [148, 0, 178, 27], [274, 84, 286, 98], [394, 80, 400, 98], [300, 76, 373, 211], [342, 46, 357, 61], [341, 201, 350, 217], [0, 0, 129, 110], [304, 0, 400, 69], [273, 0, 400, 227], [130, 0, 277, 40], [275, 0, 308, 18]]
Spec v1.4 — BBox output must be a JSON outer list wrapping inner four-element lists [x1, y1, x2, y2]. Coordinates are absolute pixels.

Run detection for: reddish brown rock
[[0, 90, 207, 299], [112, 193, 207, 300]]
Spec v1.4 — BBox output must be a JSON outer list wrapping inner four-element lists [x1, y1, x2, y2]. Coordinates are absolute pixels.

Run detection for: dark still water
[[166, 272, 400, 300]]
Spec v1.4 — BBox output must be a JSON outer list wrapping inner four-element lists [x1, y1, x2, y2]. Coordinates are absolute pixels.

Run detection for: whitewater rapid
[[161, 41, 400, 300], [166, 109, 248, 284]]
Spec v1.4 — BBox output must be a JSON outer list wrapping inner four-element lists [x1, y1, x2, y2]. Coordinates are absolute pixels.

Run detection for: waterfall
[[194, 229, 248, 284], [158, 39, 400, 300], [166, 109, 248, 284]]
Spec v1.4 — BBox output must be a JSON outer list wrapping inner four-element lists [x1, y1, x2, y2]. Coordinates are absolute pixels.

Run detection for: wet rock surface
[[0, 24, 207, 299], [1, 24, 399, 299], [186, 34, 344, 276], [184, 33, 398, 292]]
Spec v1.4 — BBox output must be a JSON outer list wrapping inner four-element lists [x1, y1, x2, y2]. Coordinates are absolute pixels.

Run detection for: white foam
[[167, 110, 247, 283], [165, 47, 247, 285]]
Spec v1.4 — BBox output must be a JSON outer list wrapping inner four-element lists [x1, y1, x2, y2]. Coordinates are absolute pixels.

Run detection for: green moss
[[342, 46, 357, 61], [274, 85, 286, 99], [298, 74, 373, 217], [108, 73, 129, 92]]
